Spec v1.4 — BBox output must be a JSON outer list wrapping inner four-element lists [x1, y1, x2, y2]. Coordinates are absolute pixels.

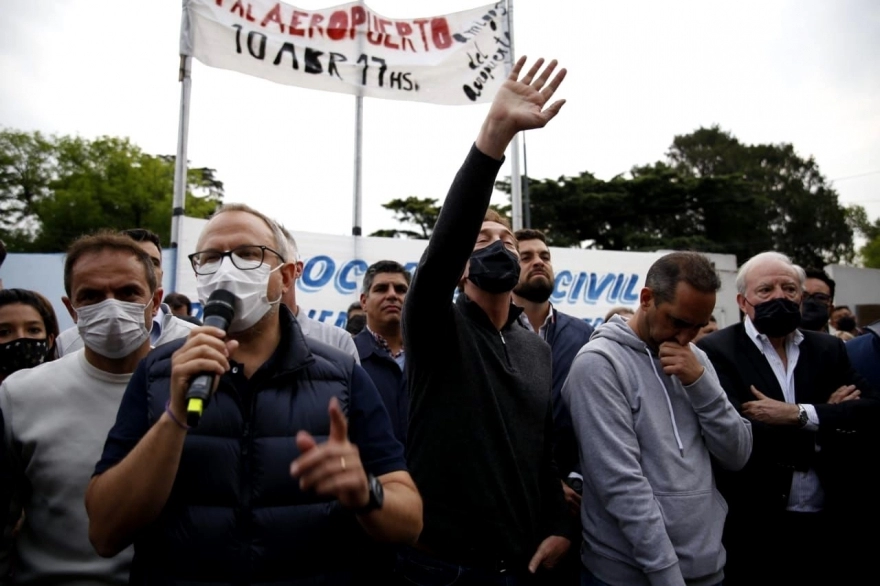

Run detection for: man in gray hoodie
[[562, 251, 752, 586]]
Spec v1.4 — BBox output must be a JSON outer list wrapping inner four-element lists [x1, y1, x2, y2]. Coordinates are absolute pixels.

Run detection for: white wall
[[1, 221, 740, 332], [824, 264, 880, 320]]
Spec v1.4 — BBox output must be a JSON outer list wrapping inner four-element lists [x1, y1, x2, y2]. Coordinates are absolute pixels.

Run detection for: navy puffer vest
[[131, 311, 365, 585]]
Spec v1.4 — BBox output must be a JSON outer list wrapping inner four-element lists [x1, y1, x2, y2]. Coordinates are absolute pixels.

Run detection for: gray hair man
[[698, 250, 879, 584], [277, 223, 359, 362]]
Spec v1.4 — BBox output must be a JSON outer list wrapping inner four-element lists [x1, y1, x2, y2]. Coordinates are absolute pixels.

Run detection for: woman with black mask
[[0, 289, 59, 384]]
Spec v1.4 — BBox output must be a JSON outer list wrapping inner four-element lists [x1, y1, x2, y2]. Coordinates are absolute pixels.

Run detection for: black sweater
[[403, 145, 569, 564]]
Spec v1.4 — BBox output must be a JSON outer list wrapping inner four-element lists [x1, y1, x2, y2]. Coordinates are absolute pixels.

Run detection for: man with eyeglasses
[[86, 203, 422, 584], [697, 251, 880, 585], [799, 267, 837, 333], [55, 228, 196, 356]]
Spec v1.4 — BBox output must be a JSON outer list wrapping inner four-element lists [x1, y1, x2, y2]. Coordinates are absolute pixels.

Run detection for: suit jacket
[[697, 322, 879, 518], [353, 329, 408, 446], [544, 309, 594, 476]]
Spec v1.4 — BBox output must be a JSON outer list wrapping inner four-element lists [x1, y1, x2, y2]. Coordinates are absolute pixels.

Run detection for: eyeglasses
[[803, 292, 832, 304], [188, 245, 285, 276]]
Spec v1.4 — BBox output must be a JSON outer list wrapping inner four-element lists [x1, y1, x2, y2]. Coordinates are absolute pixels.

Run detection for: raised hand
[[476, 56, 568, 159], [289, 397, 370, 510]]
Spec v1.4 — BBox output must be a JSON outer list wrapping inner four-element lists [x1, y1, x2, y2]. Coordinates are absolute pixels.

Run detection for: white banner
[[176, 217, 741, 329], [0, 220, 739, 332], [182, 0, 512, 105]]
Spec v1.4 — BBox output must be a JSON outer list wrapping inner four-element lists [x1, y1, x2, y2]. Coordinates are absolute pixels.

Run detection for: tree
[[496, 126, 856, 267], [372, 196, 510, 239], [0, 129, 223, 252], [0, 130, 55, 242], [370, 197, 439, 239], [849, 205, 880, 269], [667, 126, 854, 267]]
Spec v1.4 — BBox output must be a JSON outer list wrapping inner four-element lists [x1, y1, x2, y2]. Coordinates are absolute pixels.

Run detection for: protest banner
[[173, 217, 740, 330], [0, 218, 739, 332], [183, 0, 512, 105]]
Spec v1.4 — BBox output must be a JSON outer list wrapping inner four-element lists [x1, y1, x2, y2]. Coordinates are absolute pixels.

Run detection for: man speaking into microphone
[[86, 203, 422, 584]]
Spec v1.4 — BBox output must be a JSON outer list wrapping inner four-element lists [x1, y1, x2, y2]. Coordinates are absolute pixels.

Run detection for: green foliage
[[849, 206, 880, 268], [371, 196, 439, 239], [495, 125, 857, 267], [0, 129, 223, 252], [371, 195, 510, 240], [861, 236, 880, 269]]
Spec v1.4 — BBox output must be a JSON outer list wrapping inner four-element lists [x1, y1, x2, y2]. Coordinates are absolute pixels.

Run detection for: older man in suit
[[697, 251, 879, 585]]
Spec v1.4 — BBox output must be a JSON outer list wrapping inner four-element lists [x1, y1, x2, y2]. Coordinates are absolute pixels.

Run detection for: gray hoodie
[[561, 316, 752, 586]]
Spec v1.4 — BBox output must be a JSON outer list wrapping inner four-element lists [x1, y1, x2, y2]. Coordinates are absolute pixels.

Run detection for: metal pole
[[505, 0, 522, 230], [351, 0, 365, 237], [352, 95, 363, 236], [170, 53, 192, 294], [522, 133, 531, 228]]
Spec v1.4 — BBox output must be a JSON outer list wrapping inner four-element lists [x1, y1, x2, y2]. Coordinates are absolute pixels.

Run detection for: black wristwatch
[[796, 404, 808, 428], [355, 473, 384, 514]]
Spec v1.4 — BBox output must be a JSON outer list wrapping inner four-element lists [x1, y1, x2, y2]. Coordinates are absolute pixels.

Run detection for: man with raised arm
[[399, 56, 571, 585]]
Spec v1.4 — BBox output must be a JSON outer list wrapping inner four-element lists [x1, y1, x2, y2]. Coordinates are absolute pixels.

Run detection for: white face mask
[[196, 260, 282, 333], [75, 298, 152, 359]]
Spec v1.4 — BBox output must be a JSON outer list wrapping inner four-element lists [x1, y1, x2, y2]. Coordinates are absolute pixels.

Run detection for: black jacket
[[354, 328, 408, 445], [698, 323, 879, 515], [403, 145, 568, 565], [544, 309, 594, 476], [100, 308, 405, 585]]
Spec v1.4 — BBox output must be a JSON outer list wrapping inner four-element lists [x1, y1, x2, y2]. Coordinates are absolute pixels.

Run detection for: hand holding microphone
[[168, 290, 237, 429]]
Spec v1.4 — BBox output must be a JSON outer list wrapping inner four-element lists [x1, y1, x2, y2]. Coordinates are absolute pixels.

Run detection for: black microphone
[[185, 289, 236, 428]]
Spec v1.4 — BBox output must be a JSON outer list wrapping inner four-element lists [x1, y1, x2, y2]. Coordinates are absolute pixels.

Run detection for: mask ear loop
[[146, 299, 156, 336], [267, 261, 286, 306]]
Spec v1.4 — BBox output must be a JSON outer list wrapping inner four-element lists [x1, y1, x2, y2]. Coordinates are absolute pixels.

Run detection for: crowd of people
[[1, 56, 879, 585]]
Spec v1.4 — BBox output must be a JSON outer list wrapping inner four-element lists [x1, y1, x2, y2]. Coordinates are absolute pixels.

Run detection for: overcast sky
[[2, 0, 878, 243]]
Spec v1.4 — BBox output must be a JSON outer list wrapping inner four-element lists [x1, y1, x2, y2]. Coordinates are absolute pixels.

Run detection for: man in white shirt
[[55, 228, 195, 356], [1, 231, 163, 584], [698, 251, 880, 585]]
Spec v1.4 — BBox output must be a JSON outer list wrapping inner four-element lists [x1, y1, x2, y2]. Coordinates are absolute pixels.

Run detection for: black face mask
[[0, 338, 50, 376], [800, 299, 830, 331], [345, 314, 366, 336], [467, 240, 521, 294], [750, 297, 802, 337], [836, 315, 857, 333]]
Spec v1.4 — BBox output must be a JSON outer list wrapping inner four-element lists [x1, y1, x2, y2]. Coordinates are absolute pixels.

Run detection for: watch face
[[370, 475, 385, 509]]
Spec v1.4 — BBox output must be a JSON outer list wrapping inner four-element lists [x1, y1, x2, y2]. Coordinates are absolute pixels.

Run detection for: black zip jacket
[[403, 144, 570, 565]]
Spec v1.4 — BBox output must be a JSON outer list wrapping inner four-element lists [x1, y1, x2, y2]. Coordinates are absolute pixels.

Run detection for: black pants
[[724, 510, 837, 585]]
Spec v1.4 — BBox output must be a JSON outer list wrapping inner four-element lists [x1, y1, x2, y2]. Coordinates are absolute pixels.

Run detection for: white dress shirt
[[744, 317, 825, 512]]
